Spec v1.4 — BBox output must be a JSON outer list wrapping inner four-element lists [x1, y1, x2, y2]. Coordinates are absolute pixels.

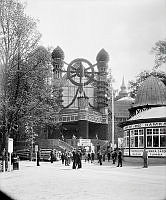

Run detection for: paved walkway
[[0, 160, 166, 200]]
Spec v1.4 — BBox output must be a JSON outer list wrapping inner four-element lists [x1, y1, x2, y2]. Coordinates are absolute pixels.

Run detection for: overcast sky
[[24, 0, 166, 90]]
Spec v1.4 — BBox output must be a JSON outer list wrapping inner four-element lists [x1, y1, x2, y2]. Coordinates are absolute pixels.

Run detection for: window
[[124, 130, 129, 147], [146, 128, 166, 148], [153, 129, 159, 147], [147, 129, 152, 147], [134, 130, 138, 147], [139, 129, 144, 147], [130, 129, 144, 148], [160, 128, 166, 147], [130, 130, 135, 147]]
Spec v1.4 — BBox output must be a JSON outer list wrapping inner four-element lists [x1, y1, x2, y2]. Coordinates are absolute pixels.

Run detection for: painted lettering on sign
[[124, 122, 166, 130], [123, 149, 129, 156], [130, 149, 166, 157]]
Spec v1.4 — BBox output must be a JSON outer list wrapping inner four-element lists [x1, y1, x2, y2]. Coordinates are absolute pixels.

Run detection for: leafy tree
[[152, 39, 166, 68], [128, 70, 166, 98], [0, 0, 59, 169]]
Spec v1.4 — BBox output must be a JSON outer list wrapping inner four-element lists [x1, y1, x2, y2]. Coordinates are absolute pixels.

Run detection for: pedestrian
[[117, 149, 122, 167], [98, 150, 102, 165], [107, 151, 111, 162], [37, 150, 40, 166], [77, 150, 82, 169], [72, 149, 77, 169], [50, 150, 54, 163], [64, 150, 69, 166], [97, 151, 100, 163], [61, 152, 65, 164], [87, 152, 91, 162], [102, 151, 105, 162], [91, 151, 95, 163], [84, 152, 88, 162], [112, 149, 117, 164], [142, 148, 148, 168], [74, 150, 82, 169]]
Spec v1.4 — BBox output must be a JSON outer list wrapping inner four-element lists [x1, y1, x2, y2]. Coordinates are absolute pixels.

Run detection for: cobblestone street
[[0, 161, 166, 200]]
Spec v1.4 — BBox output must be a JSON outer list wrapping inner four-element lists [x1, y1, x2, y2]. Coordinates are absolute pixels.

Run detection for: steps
[[38, 139, 74, 152]]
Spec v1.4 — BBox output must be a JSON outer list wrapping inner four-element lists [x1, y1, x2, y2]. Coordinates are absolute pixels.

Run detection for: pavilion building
[[120, 75, 166, 163], [38, 46, 110, 150]]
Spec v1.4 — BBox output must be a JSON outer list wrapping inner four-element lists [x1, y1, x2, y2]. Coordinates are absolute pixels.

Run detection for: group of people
[[59, 148, 124, 169], [97, 149, 123, 167], [60, 150, 73, 166], [84, 151, 95, 163], [60, 149, 82, 169], [37, 147, 149, 168]]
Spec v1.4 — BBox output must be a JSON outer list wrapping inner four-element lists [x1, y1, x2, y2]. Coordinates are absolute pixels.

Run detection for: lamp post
[[111, 82, 115, 150]]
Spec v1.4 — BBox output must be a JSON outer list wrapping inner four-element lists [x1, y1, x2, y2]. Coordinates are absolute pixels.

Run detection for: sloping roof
[[134, 76, 166, 107], [117, 96, 135, 102], [128, 106, 166, 121]]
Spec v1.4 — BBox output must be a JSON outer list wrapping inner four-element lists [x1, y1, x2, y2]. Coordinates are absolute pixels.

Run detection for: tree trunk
[[4, 131, 9, 171]]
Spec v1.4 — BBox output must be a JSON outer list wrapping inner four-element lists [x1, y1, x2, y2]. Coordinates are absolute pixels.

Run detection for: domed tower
[[96, 49, 109, 113], [51, 46, 65, 106], [129, 75, 166, 116]]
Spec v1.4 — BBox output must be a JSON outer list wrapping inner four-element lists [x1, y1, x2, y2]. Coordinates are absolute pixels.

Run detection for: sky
[[23, 0, 166, 90]]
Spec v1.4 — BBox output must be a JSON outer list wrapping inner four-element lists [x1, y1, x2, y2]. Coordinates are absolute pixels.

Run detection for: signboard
[[118, 138, 124, 148], [35, 145, 38, 152], [8, 138, 13, 153], [130, 149, 143, 156], [124, 122, 166, 130], [147, 149, 166, 157], [123, 149, 129, 156], [78, 139, 91, 146], [130, 149, 166, 157]]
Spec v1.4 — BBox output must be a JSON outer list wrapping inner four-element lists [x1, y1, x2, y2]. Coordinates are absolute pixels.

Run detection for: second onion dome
[[96, 48, 109, 62]]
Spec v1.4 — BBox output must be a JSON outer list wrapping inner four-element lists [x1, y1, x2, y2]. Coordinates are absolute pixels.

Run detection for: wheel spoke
[[71, 65, 77, 70], [79, 76, 82, 84], [67, 58, 95, 87], [70, 73, 77, 78], [85, 73, 91, 78]]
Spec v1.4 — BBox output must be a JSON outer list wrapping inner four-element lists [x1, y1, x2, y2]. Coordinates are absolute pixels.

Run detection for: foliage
[[128, 70, 166, 98], [152, 39, 166, 68], [0, 0, 59, 163]]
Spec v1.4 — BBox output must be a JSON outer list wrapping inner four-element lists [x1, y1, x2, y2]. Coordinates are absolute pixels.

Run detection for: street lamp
[[111, 82, 115, 150]]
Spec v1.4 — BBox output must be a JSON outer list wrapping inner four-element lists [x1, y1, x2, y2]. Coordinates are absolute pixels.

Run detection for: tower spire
[[118, 76, 128, 98], [121, 76, 125, 88]]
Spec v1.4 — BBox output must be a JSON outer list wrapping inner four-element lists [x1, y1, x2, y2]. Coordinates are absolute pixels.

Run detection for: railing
[[58, 140, 74, 152], [38, 139, 74, 152]]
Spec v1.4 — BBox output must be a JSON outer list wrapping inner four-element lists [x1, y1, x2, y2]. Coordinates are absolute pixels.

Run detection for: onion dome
[[51, 46, 65, 60], [134, 75, 166, 107], [96, 48, 109, 62]]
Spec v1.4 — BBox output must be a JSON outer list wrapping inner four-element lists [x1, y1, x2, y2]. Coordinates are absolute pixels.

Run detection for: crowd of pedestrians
[[96, 148, 123, 167], [34, 147, 149, 169], [60, 149, 82, 169], [59, 147, 124, 169]]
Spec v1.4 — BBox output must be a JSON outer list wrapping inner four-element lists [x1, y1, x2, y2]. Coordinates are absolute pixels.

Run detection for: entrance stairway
[[38, 139, 74, 152]]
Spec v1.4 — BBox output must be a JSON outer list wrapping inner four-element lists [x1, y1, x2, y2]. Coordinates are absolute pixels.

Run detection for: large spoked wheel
[[67, 58, 94, 86]]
